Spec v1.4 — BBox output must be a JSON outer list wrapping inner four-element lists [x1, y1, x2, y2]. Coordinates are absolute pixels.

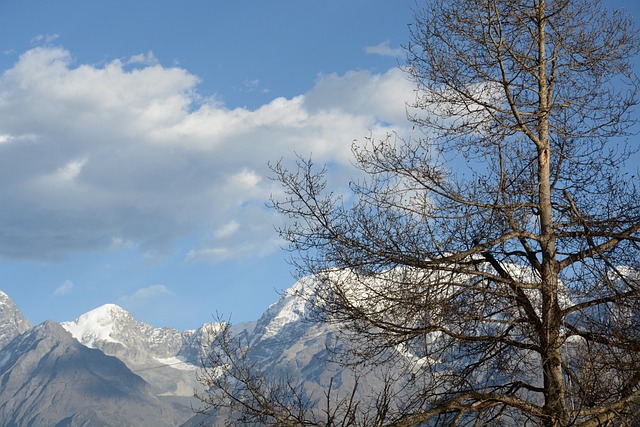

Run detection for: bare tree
[[269, 0, 640, 426], [194, 319, 406, 426], [195, 321, 315, 426]]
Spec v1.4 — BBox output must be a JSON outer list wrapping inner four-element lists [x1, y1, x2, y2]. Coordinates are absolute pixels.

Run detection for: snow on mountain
[[61, 303, 212, 364], [62, 303, 222, 403], [0, 290, 32, 349], [0, 320, 190, 426], [256, 276, 315, 341], [61, 303, 123, 347]]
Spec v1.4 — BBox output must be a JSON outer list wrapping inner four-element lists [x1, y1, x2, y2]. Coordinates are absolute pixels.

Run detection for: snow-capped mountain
[[62, 303, 217, 364], [249, 276, 365, 382], [0, 320, 189, 426], [183, 276, 406, 426], [250, 276, 315, 343], [0, 291, 31, 349], [61, 303, 221, 404], [0, 281, 393, 426], [184, 278, 349, 426]]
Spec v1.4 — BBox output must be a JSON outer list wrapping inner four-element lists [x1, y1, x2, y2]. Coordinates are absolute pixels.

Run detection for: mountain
[[248, 276, 394, 400], [183, 277, 393, 426], [0, 291, 31, 349], [0, 282, 403, 426], [0, 320, 187, 427], [61, 304, 220, 409]]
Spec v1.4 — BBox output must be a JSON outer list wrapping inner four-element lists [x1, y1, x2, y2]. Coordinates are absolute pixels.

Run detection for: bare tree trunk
[[535, 1, 568, 425]]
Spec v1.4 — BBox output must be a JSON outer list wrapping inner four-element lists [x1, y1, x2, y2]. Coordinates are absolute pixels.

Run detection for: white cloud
[[0, 46, 416, 262], [304, 69, 414, 125], [120, 284, 173, 303], [53, 157, 88, 182], [126, 51, 159, 66], [365, 40, 403, 58], [53, 280, 74, 296], [31, 34, 59, 45], [230, 169, 261, 189], [215, 221, 240, 239], [243, 78, 269, 93], [185, 237, 282, 262]]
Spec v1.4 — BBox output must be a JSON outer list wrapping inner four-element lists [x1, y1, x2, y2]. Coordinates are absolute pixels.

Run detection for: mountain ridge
[[0, 290, 31, 349], [0, 319, 189, 426], [0, 280, 376, 426], [61, 301, 222, 409]]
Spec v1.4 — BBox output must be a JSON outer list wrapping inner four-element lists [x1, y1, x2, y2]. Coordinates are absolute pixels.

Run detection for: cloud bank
[[0, 46, 415, 262]]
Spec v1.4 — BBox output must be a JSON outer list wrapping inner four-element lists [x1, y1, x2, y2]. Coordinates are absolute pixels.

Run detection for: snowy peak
[[0, 290, 32, 349], [252, 276, 316, 342], [70, 303, 130, 323], [62, 303, 176, 355], [62, 303, 130, 347], [62, 303, 221, 367], [61, 303, 221, 400]]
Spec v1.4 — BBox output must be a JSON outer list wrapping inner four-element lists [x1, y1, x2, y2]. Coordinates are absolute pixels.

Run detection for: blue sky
[[0, 1, 638, 330]]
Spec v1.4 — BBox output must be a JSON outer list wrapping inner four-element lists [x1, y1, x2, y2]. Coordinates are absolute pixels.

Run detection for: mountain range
[[0, 280, 355, 426]]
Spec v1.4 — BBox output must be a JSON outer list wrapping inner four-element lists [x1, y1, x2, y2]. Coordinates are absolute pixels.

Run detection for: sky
[[0, 0, 639, 330]]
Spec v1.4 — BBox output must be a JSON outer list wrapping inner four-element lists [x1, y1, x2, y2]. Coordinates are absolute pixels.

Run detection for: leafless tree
[[194, 320, 408, 426], [268, 0, 640, 426], [195, 321, 315, 426]]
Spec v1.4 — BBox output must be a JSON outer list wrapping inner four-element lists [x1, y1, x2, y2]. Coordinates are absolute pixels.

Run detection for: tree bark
[[535, 1, 568, 425]]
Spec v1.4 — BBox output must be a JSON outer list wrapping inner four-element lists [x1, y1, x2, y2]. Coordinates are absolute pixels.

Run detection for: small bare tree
[[194, 320, 407, 426], [195, 321, 315, 426], [269, 0, 640, 426]]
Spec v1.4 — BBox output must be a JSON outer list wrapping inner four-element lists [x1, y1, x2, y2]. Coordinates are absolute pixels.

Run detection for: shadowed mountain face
[[0, 321, 188, 427]]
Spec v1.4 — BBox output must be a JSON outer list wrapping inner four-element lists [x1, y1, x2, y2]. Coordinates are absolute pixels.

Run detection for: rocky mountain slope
[[61, 304, 219, 406], [0, 320, 189, 426], [0, 291, 31, 349]]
